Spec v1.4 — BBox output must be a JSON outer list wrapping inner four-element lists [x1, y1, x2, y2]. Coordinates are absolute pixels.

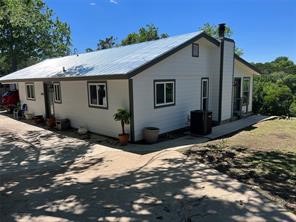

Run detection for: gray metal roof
[[0, 31, 204, 81]]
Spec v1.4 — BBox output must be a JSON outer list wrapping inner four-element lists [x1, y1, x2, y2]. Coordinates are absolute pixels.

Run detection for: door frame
[[233, 77, 242, 117], [201, 77, 209, 111], [43, 82, 54, 118]]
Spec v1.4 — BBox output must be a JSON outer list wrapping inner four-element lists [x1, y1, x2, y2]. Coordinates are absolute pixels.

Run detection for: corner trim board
[[218, 39, 224, 123]]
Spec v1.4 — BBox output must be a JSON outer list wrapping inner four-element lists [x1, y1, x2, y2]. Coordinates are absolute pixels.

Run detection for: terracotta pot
[[143, 127, 159, 144], [47, 117, 56, 128], [118, 133, 129, 145]]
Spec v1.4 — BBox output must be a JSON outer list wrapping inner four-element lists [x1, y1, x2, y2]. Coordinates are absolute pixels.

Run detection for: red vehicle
[[1, 90, 20, 112]]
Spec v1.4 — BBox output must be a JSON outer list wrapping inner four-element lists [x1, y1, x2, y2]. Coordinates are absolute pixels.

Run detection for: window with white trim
[[242, 77, 250, 105], [88, 82, 107, 108], [53, 82, 61, 103], [154, 80, 175, 107], [201, 78, 209, 111], [25, 83, 35, 100], [192, 43, 199, 57]]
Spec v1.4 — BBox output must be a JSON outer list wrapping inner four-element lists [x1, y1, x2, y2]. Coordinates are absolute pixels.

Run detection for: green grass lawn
[[183, 119, 296, 213]]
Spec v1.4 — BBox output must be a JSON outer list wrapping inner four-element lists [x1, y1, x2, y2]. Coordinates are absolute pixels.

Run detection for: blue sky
[[45, 0, 296, 63]]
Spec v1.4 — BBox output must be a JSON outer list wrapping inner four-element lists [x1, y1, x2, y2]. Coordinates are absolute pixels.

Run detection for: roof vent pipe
[[218, 23, 226, 38]]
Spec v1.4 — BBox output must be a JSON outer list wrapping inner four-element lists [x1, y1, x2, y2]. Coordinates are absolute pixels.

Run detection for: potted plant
[[143, 127, 160, 144], [113, 108, 130, 145]]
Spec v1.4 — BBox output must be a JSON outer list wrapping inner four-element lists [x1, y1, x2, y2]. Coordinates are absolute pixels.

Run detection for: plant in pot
[[113, 108, 130, 145]]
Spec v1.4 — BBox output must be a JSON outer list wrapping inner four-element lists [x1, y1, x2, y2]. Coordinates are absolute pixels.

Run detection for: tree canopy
[[121, 24, 168, 46], [253, 56, 296, 75], [0, 0, 71, 75], [86, 24, 168, 52], [97, 36, 117, 50], [253, 57, 296, 117]]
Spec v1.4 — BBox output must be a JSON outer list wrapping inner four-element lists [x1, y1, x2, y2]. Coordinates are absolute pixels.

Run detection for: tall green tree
[[121, 24, 168, 46], [0, 0, 71, 75], [199, 23, 244, 56], [253, 57, 296, 117]]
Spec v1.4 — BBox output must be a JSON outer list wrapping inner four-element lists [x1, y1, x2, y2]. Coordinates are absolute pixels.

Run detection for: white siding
[[54, 80, 130, 138], [234, 61, 255, 113], [132, 38, 220, 141], [220, 40, 235, 121], [18, 81, 46, 116], [209, 47, 220, 121]]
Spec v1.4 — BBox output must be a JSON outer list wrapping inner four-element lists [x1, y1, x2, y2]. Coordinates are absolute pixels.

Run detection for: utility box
[[190, 110, 212, 135], [56, 119, 70, 131]]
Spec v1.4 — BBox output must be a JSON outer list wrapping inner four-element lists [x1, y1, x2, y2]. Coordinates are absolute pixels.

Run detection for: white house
[[0, 27, 260, 142]]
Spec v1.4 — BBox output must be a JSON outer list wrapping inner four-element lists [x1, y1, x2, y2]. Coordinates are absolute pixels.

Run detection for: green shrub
[[260, 83, 293, 116], [289, 99, 296, 117]]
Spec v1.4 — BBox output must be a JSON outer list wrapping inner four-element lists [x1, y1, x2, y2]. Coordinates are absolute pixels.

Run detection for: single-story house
[[0, 26, 260, 142]]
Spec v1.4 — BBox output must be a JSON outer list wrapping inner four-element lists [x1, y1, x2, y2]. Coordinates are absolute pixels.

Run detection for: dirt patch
[[183, 143, 296, 213], [226, 119, 296, 153]]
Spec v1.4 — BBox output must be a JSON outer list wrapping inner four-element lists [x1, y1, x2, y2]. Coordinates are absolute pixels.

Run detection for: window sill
[[154, 103, 175, 109], [88, 104, 108, 110]]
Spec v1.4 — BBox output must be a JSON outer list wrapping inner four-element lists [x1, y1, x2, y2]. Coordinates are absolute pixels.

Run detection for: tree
[[0, 0, 71, 74], [199, 23, 243, 56], [87, 24, 168, 51], [199, 23, 233, 38], [289, 99, 296, 117], [283, 74, 296, 94], [259, 82, 293, 116], [85, 48, 94, 53], [121, 24, 168, 46], [253, 56, 296, 117], [253, 57, 296, 75], [97, 36, 117, 50]]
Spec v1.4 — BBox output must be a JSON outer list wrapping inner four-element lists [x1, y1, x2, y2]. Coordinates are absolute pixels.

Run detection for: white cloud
[[110, 0, 118, 4], [89, 2, 96, 6]]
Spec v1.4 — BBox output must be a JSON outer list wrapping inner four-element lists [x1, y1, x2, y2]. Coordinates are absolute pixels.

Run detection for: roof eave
[[0, 74, 129, 83]]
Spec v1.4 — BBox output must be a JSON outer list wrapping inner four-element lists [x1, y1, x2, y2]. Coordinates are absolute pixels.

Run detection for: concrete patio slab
[[205, 115, 269, 140], [124, 115, 269, 154]]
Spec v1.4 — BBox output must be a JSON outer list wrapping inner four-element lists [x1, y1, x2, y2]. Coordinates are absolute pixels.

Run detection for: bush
[[289, 100, 296, 117], [253, 73, 295, 116], [254, 81, 293, 116]]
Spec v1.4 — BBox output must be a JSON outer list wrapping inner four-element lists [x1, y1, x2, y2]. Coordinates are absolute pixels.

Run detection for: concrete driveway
[[0, 115, 295, 222]]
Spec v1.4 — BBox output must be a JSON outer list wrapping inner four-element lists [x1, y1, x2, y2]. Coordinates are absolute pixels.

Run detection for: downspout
[[218, 38, 224, 124], [128, 79, 135, 142]]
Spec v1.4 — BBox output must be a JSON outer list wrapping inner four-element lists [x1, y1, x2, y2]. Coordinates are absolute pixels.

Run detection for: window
[[242, 77, 250, 105], [192, 43, 199, 57], [26, 83, 35, 100], [154, 80, 175, 107], [201, 78, 209, 111], [88, 82, 108, 108], [53, 82, 62, 103]]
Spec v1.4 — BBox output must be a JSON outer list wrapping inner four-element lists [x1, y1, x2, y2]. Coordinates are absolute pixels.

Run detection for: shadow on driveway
[[0, 115, 295, 221]]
